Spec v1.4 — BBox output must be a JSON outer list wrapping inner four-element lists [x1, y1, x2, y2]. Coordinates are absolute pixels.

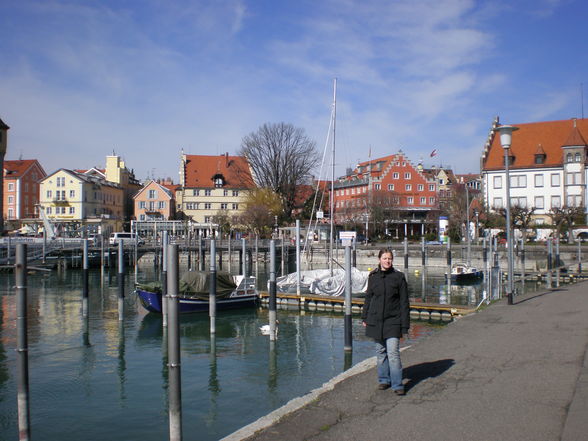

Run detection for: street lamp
[[495, 124, 519, 305], [465, 184, 470, 265]]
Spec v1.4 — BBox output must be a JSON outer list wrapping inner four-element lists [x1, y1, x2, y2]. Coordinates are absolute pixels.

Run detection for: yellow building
[[39, 169, 124, 235]]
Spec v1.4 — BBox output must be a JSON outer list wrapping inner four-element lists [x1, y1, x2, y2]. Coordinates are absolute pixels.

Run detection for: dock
[[258, 291, 475, 319]]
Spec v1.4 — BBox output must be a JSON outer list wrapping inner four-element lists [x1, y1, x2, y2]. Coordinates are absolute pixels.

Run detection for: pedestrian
[[362, 248, 410, 395]]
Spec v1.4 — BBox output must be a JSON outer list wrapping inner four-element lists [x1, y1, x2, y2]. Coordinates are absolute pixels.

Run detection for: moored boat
[[136, 271, 258, 314], [446, 263, 483, 283]]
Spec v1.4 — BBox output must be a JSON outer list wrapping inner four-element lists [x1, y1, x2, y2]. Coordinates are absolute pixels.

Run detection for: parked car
[[577, 232, 588, 242]]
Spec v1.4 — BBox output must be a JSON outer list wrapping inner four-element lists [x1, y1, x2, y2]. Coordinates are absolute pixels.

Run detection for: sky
[[1, 0, 587, 183]]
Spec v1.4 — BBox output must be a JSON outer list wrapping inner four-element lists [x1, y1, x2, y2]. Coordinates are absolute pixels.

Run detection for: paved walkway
[[224, 280, 588, 441]]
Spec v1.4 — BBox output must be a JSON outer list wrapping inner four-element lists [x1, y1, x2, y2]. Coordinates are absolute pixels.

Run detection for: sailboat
[[277, 79, 370, 297]]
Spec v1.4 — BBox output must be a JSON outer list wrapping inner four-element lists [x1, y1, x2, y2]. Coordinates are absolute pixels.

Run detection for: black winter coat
[[361, 266, 410, 341]]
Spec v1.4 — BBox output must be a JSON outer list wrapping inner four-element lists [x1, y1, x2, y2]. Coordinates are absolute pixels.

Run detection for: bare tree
[[238, 123, 320, 220], [549, 205, 585, 243]]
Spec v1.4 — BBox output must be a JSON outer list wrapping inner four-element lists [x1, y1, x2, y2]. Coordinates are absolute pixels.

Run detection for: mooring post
[[521, 238, 526, 281], [199, 234, 205, 271], [421, 236, 426, 267], [555, 238, 561, 287], [162, 231, 169, 328], [403, 237, 408, 272], [42, 233, 47, 264], [446, 237, 452, 273], [227, 235, 232, 273], [296, 219, 301, 295], [269, 240, 277, 341], [546, 238, 553, 289], [344, 244, 352, 352], [83, 239, 89, 317], [241, 238, 246, 277], [118, 241, 124, 320], [210, 239, 217, 335], [7, 236, 11, 265], [352, 239, 357, 268], [167, 243, 183, 441], [578, 239, 582, 275], [15, 244, 31, 440]]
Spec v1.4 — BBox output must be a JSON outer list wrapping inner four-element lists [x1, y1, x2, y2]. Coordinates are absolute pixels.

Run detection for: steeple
[[562, 118, 588, 147]]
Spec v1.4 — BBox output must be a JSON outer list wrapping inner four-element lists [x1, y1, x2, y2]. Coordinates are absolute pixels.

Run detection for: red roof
[[4, 159, 45, 179], [482, 118, 588, 171], [183, 154, 254, 188]]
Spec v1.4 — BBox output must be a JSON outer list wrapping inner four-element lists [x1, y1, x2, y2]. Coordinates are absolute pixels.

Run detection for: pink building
[[134, 179, 178, 220], [3, 159, 46, 221]]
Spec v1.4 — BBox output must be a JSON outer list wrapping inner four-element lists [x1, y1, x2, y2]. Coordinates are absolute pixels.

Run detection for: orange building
[[134, 179, 178, 220], [3, 159, 46, 221]]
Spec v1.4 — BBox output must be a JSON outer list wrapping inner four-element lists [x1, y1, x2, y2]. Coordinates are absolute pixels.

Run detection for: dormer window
[[566, 153, 573, 163], [535, 154, 546, 164], [212, 173, 225, 188], [504, 155, 515, 166], [575, 152, 581, 162]]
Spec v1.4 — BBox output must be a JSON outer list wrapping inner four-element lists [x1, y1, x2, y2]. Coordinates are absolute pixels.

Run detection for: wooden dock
[[258, 291, 476, 320]]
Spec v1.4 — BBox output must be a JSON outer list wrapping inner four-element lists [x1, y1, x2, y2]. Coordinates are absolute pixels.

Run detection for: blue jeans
[[376, 337, 403, 390]]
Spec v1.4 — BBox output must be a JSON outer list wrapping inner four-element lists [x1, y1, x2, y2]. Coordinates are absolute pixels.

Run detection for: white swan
[[260, 320, 279, 335]]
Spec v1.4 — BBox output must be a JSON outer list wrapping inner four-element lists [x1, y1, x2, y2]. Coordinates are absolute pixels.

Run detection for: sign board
[[339, 231, 356, 247], [316, 210, 324, 219]]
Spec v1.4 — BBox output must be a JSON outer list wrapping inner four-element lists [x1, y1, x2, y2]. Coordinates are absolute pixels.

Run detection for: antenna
[[581, 83, 585, 119]]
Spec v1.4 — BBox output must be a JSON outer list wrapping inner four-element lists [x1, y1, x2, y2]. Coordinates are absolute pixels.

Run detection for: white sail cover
[[276, 268, 369, 297]]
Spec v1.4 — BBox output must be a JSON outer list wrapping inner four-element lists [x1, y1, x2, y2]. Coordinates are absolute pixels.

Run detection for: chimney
[[225, 152, 229, 167]]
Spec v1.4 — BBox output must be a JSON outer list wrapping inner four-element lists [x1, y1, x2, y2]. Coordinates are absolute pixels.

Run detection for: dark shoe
[[378, 383, 390, 390], [393, 389, 405, 396]]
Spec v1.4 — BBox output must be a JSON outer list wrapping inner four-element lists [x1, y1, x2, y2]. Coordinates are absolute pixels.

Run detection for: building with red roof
[[3, 159, 46, 222], [332, 151, 438, 238], [177, 153, 255, 232], [134, 179, 178, 221], [481, 117, 588, 224]]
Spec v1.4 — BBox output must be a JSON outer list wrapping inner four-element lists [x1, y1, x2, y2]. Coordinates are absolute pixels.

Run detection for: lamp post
[[465, 184, 471, 265], [495, 124, 519, 305]]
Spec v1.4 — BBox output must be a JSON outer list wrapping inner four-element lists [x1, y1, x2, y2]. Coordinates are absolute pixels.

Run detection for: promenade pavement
[[224, 280, 588, 441]]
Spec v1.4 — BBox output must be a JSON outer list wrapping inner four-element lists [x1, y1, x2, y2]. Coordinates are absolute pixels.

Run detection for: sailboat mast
[[329, 78, 336, 274]]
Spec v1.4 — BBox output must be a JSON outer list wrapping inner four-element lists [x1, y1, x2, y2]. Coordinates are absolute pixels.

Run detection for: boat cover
[[137, 271, 237, 300], [276, 268, 369, 297]]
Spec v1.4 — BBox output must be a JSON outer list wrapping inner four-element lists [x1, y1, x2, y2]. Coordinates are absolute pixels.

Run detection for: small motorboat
[[446, 263, 483, 283], [136, 272, 258, 314]]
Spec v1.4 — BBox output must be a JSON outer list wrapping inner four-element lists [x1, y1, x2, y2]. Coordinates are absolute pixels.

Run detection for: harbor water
[[0, 262, 554, 440]]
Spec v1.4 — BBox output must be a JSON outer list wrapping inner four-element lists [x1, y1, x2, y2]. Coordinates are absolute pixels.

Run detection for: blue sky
[[1, 0, 586, 183]]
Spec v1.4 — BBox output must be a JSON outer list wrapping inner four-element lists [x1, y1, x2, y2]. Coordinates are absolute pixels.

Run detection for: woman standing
[[362, 248, 410, 395]]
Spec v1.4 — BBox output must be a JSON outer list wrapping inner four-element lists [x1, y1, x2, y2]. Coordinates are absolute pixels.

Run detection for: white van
[[109, 232, 144, 245]]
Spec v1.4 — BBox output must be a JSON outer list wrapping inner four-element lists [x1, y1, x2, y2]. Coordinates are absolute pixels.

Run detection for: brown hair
[[378, 248, 394, 259]]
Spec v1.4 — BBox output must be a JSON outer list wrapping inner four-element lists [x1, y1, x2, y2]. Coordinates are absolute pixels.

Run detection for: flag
[[430, 149, 438, 157]]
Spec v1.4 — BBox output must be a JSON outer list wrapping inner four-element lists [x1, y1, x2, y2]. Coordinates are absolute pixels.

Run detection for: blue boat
[[136, 272, 258, 314], [446, 263, 484, 283]]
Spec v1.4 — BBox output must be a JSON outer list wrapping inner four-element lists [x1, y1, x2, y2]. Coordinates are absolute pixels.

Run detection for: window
[[551, 195, 561, 208], [534, 174, 544, 187], [223, 190, 229, 196], [69, 207, 75, 214], [56, 177, 65, 187], [149, 201, 155, 211], [393, 172, 399, 179], [47, 190, 52, 198], [534, 196, 544, 209], [7, 196, 13, 204], [511, 197, 527, 208], [204, 189, 212, 196], [566, 172, 581, 185], [417, 184, 424, 191], [204, 202, 211, 209], [158, 201, 166, 209], [70, 190, 75, 198], [420, 197, 426, 204], [407, 196, 413, 204], [429, 197, 435, 204], [7, 183, 14, 191], [204, 216, 211, 223], [404, 172, 411, 179], [232, 190, 239, 197], [220, 203, 228, 209], [232, 203, 238, 210], [388, 184, 394, 191], [148, 189, 157, 199], [374, 184, 381, 190], [139, 201, 146, 209], [567, 195, 582, 206], [575, 152, 581, 162], [566, 152, 573, 163], [493, 176, 502, 189], [405, 184, 412, 191], [493, 197, 503, 209], [214, 177, 223, 188], [510, 175, 526, 188], [8, 208, 13, 219], [193, 189, 200, 196], [429, 184, 435, 191], [140, 214, 145, 220], [535, 154, 545, 164], [551, 173, 560, 187], [47, 207, 52, 214]]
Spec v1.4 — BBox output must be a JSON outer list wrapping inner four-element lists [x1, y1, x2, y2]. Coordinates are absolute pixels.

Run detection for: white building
[[481, 117, 587, 225]]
